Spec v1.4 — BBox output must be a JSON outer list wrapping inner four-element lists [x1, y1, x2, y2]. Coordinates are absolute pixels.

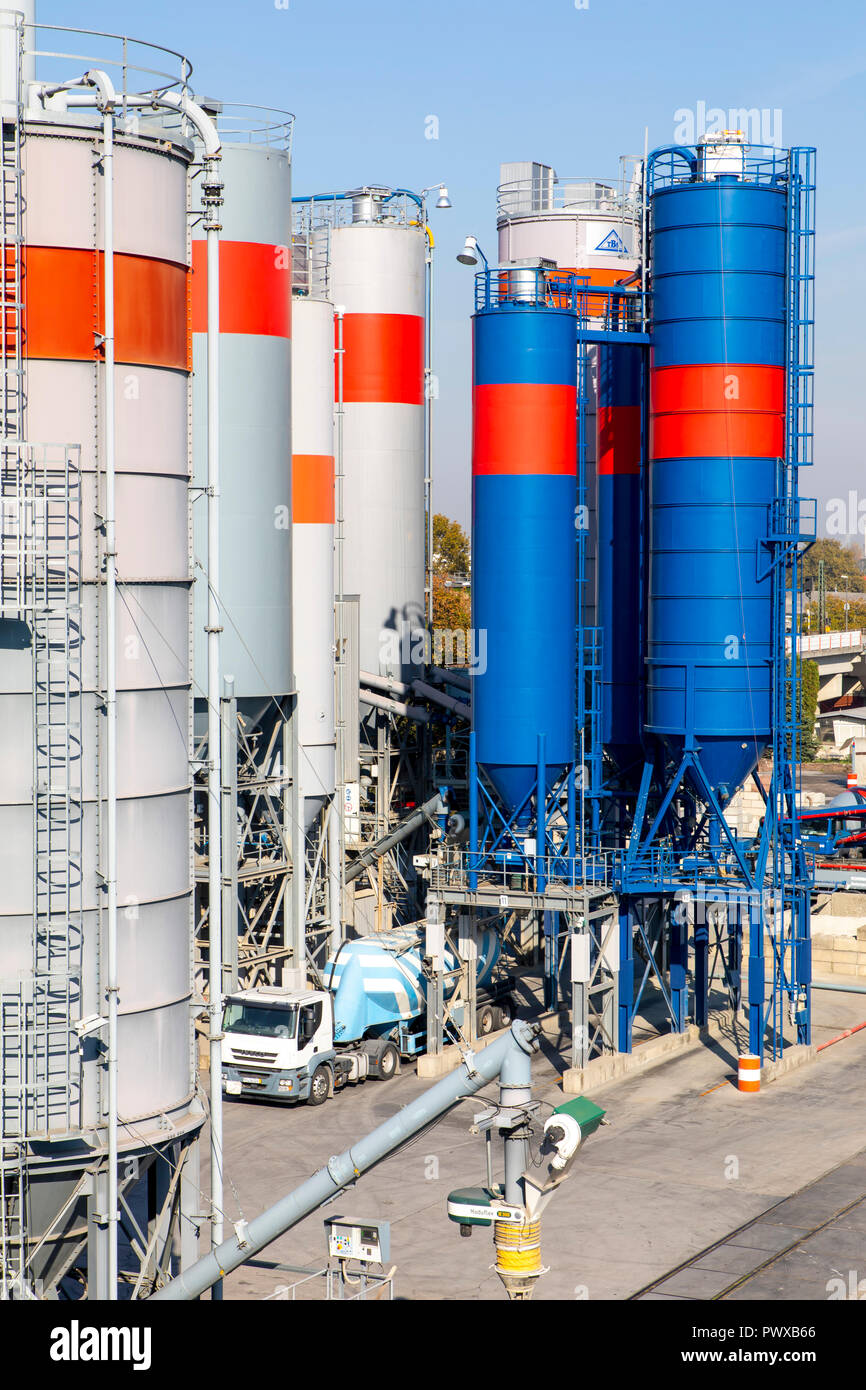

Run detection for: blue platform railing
[[647, 143, 792, 194], [474, 268, 646, 328]]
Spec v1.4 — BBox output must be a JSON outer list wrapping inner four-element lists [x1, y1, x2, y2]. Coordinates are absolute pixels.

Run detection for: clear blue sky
[[42, 0, 866, 543]]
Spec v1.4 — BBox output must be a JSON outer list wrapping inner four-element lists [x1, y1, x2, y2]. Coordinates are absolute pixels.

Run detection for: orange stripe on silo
[[293, 454, 335, 523], [473, 382, 577, 476], [651, 363, 785, 459], [20, 246, 190, 369], [652, 412, 784, 459], [651, 363, 785, 412], [190, 240, 292, 338], [115, 254, 190, 368], [340, 313, 424, 405]]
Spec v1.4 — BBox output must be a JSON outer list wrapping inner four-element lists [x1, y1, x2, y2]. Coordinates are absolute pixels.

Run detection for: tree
[[799, 659, 819, 761], [785, 658, 819, 762], [800, 538, 865, 593], [825, 596, 866, 631], [432, 572, 470, 635], [432, 513, 469, 579]]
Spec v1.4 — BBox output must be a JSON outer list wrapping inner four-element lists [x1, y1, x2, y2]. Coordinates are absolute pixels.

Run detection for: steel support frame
[[195, 697, 304, 993]]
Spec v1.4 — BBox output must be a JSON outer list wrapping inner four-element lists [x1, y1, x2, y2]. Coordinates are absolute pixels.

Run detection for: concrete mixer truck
[[220, 927, 516, 1106]]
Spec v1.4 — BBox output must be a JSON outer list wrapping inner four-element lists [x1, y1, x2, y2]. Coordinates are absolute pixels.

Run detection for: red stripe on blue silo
[[472, 383, 577, 476], [651, 362, 785, 459], [597, 405, 641, 475], [339, 313, 424, 405], [191, 241, 292, 337]]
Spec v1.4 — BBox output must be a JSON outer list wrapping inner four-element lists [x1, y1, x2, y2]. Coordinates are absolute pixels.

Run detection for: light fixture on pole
[[421, 181, 452, 209], [456, 235, 488, 268]]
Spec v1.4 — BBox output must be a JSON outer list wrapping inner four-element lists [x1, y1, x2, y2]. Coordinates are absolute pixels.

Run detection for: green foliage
[[432, 513, 469, 578], [799, 658, 819, 761], [785, 657, 819, 763], [800, 538, 865, 593]]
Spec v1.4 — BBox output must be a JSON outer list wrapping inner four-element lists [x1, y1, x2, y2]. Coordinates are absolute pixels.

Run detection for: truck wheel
[[477, 1005, 495, 1037], [307, 1066, 331, 1106], [377, 1043, 399, 1080], [496, 999, 515, 1029]]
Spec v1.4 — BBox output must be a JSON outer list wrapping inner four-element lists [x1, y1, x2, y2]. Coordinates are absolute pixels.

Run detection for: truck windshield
[[223, 1002, 298, 1039]]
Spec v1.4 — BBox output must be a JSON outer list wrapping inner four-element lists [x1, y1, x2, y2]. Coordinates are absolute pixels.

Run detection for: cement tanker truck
[[220, 927, 515, 1106]]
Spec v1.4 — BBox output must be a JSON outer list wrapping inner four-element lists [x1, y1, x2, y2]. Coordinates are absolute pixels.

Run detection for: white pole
[[333, 306, 346, 953], [204, 157, 224, 1300], [101, 95, 119, 1302]]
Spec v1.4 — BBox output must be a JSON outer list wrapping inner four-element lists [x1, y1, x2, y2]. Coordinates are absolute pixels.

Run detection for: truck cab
[[221, 985, 336, 1105]]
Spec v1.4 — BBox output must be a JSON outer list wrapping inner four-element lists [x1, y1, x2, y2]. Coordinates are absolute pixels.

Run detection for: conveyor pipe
[[360, 670, 469, 720], [344, 791, 443, 884], [411, 679, 470, 720], [150, 1020, 538, 1300]]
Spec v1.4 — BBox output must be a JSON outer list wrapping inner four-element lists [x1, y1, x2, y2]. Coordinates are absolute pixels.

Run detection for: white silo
[[296, 189, 427, 680], [291, 293, 336, 831], [192, 128, 294, 716], [189, 110, 303, 1001], [0, 17, 204, 1298]]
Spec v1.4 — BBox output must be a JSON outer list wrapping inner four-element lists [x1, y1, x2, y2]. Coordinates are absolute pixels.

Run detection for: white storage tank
[[191, 128, 294, 719], [291, 293, 336, 829], [295, 188, 426, 680], [0, 23, 200, 1293]]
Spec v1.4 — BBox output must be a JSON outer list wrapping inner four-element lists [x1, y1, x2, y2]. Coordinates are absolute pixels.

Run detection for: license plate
[[226, 1080, 242, 1096], [244, 1076, 264, 1087]]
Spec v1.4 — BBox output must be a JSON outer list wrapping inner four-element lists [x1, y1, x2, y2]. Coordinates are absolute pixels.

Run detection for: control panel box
[[324, 1216, 390, 1264]]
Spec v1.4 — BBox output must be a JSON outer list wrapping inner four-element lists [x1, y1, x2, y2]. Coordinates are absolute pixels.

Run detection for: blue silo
[[597, 342, 644, 778], [646, 169, 787, 803], [471, 280, 578, 826]]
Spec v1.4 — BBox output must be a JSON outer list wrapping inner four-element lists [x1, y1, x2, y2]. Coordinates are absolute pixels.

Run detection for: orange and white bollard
[[847, 771, 858, 790], [738, 1054, 761, 1093]]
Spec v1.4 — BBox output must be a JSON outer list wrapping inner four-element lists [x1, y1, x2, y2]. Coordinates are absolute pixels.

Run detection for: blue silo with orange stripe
[[597, 342, 643, 775], [472, 284, 578, 823], [647, 167, 787, 801]]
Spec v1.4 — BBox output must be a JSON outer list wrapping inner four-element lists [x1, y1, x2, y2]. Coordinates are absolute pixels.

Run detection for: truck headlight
[[279, 1079, 293, 1091]]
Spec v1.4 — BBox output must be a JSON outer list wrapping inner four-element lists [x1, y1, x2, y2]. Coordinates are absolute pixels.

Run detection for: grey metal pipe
[[500, 1033, 532, 1204], [344, 792, 442, 884], [361, 671, 469, 721], [360, 668, 411, 697], [411, 679, 470, 721], [812, 980, 866, 995], [428, 665, 471, 692], [360, 688, 430, 724], [150, 1020, 539, 1300]]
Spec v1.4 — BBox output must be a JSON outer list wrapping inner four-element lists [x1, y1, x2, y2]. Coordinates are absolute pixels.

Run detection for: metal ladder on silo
[[31, 447, 84, 1136], [0, 99, 25, 441], [0, 997, 27, 1298], [0, 88, 30, 1298]]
